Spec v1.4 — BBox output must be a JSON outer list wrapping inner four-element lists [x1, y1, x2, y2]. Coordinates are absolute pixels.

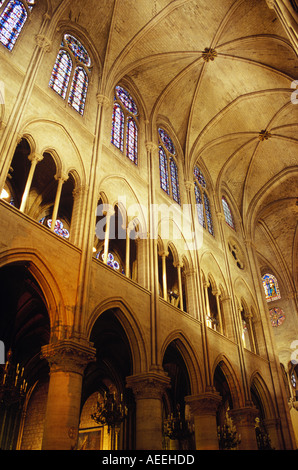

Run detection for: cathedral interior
[[0, 0, 297, 451]]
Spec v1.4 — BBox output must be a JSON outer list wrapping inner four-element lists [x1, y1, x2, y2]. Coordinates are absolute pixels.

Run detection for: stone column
[[160, 251, 168, 301], [41, 340, 96, 450], [229, 406, 259, 450], [103, 208, 115, 264], [176, 262, 184, 311], [203, 282, 212, 328], [51, 174, 68, 233], [125, 225, 131, 278], [135, 234, 149, 289], [263, 417, 282, 450], [214, 291, 223, 334], [126, 372, 171, 450], [19, 153, 44, 212], [220, 296, 236, 341], [185, 391, 222, 450]]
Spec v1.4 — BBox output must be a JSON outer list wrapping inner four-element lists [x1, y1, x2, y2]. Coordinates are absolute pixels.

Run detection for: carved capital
[[96, 94, 110, 108], [145, 141, 158, 152], [184, 180, 194, 191], [228, 406, 259, 426], [126, 372, 171, 400], [28, 152, 44, 164], [185, 391, 222, 416], [54, 173, 69, 183], [35, 34, 52, 53], [41, 340, 96, 375]]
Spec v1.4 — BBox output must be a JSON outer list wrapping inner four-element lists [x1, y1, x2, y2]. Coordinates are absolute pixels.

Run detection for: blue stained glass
[[194, 181, 205, 228], [262, 274, 281, 302], [0, 0, 27, 51], [68, 66, 88, 115], [158, 128, 175, 155], [204, 192, 214, 236], [49, 50, 72, 99], [116, 85, 138, 115], [222, 196, 235, 229], [111, 103, 124, 151], [126, 116, 138, 164], [194, 166, 206, 188], [26, 0, 34, 11], [64, 34, 91, 67], [170, 157, 180, 204], [159, 146, 169, 194]]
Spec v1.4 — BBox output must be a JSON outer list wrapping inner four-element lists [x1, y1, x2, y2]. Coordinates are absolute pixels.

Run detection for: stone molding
[[126, 372, 171, 400], [41, 339, 96, 375], [185, 391, 222, 416], [228, 405, 259, 426]]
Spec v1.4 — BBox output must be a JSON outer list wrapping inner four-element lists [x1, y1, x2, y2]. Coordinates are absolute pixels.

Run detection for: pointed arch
[[212, 355, 243, 409], [0, 0, 29, 51], [160, 331, 204, 395], [86, 298, 148, 375]]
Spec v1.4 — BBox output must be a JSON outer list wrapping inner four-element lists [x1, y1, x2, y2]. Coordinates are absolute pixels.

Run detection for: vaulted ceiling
[[51, 0, 297, 291]]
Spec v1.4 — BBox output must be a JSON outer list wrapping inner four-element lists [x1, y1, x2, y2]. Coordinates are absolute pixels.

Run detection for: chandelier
[[0, 349, 28, 407], [91, 391, 128, 433], [163, 404, 192, 441], [217, 412, 241, 450]]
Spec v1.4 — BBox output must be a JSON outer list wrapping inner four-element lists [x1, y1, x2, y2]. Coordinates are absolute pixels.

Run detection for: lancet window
[[0, 0, 34, 51], [49, 33, 91, 115], [111, 85, 138, 165], [193, 166, 214, 236], [158, 127, 180, 205]]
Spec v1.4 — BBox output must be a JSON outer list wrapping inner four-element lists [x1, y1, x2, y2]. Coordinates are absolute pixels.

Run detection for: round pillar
[[126, 372, 171, 450], [229, 405, 259, 450], [185, 391, 222, 450], [41, 340, 96, 450]]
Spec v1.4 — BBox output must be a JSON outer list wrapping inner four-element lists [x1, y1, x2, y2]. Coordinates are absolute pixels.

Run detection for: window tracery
[[193, 166, 214, 236], [158, 128, 180, 204], [262, 273, 281, 302], [111, 85, 138, 164], [222, 196, 235, 229], [49, 33, 91, 115], [0, 0, 34, 51]]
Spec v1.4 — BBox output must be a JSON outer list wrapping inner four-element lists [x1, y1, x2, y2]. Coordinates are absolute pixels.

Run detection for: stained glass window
[[269, 307, 285, 327], [96, 251, 124, 273], [116, 86, 138, 115], [39, 217, 70, 239], [158, 127, 180, 204], [49, 33, 90, 115], [68, 66, 88, 115], [158, 128, 176, 155], [204, 193, 214, 236], [262, 274, 281, 302], [49, 50, 72, 99], [0, 1, 28, 51], [64, 34, 91, 67], [126, 117, 138, 164], [194, 181, 205, 228], [194, 166, 206, 188], [159, 145, 169, 195], [194, 167, 214, 236], [169, 157, 180, 204], [111, 85, 138, 164], [111, 103, 124, 152], [222, 196, 235, 229]]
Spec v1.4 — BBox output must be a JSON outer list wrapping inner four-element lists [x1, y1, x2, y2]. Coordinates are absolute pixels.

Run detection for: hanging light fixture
[[0, 349, 28, 408], [91, 391, 128, 433], [163, 404, 192, 441]]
